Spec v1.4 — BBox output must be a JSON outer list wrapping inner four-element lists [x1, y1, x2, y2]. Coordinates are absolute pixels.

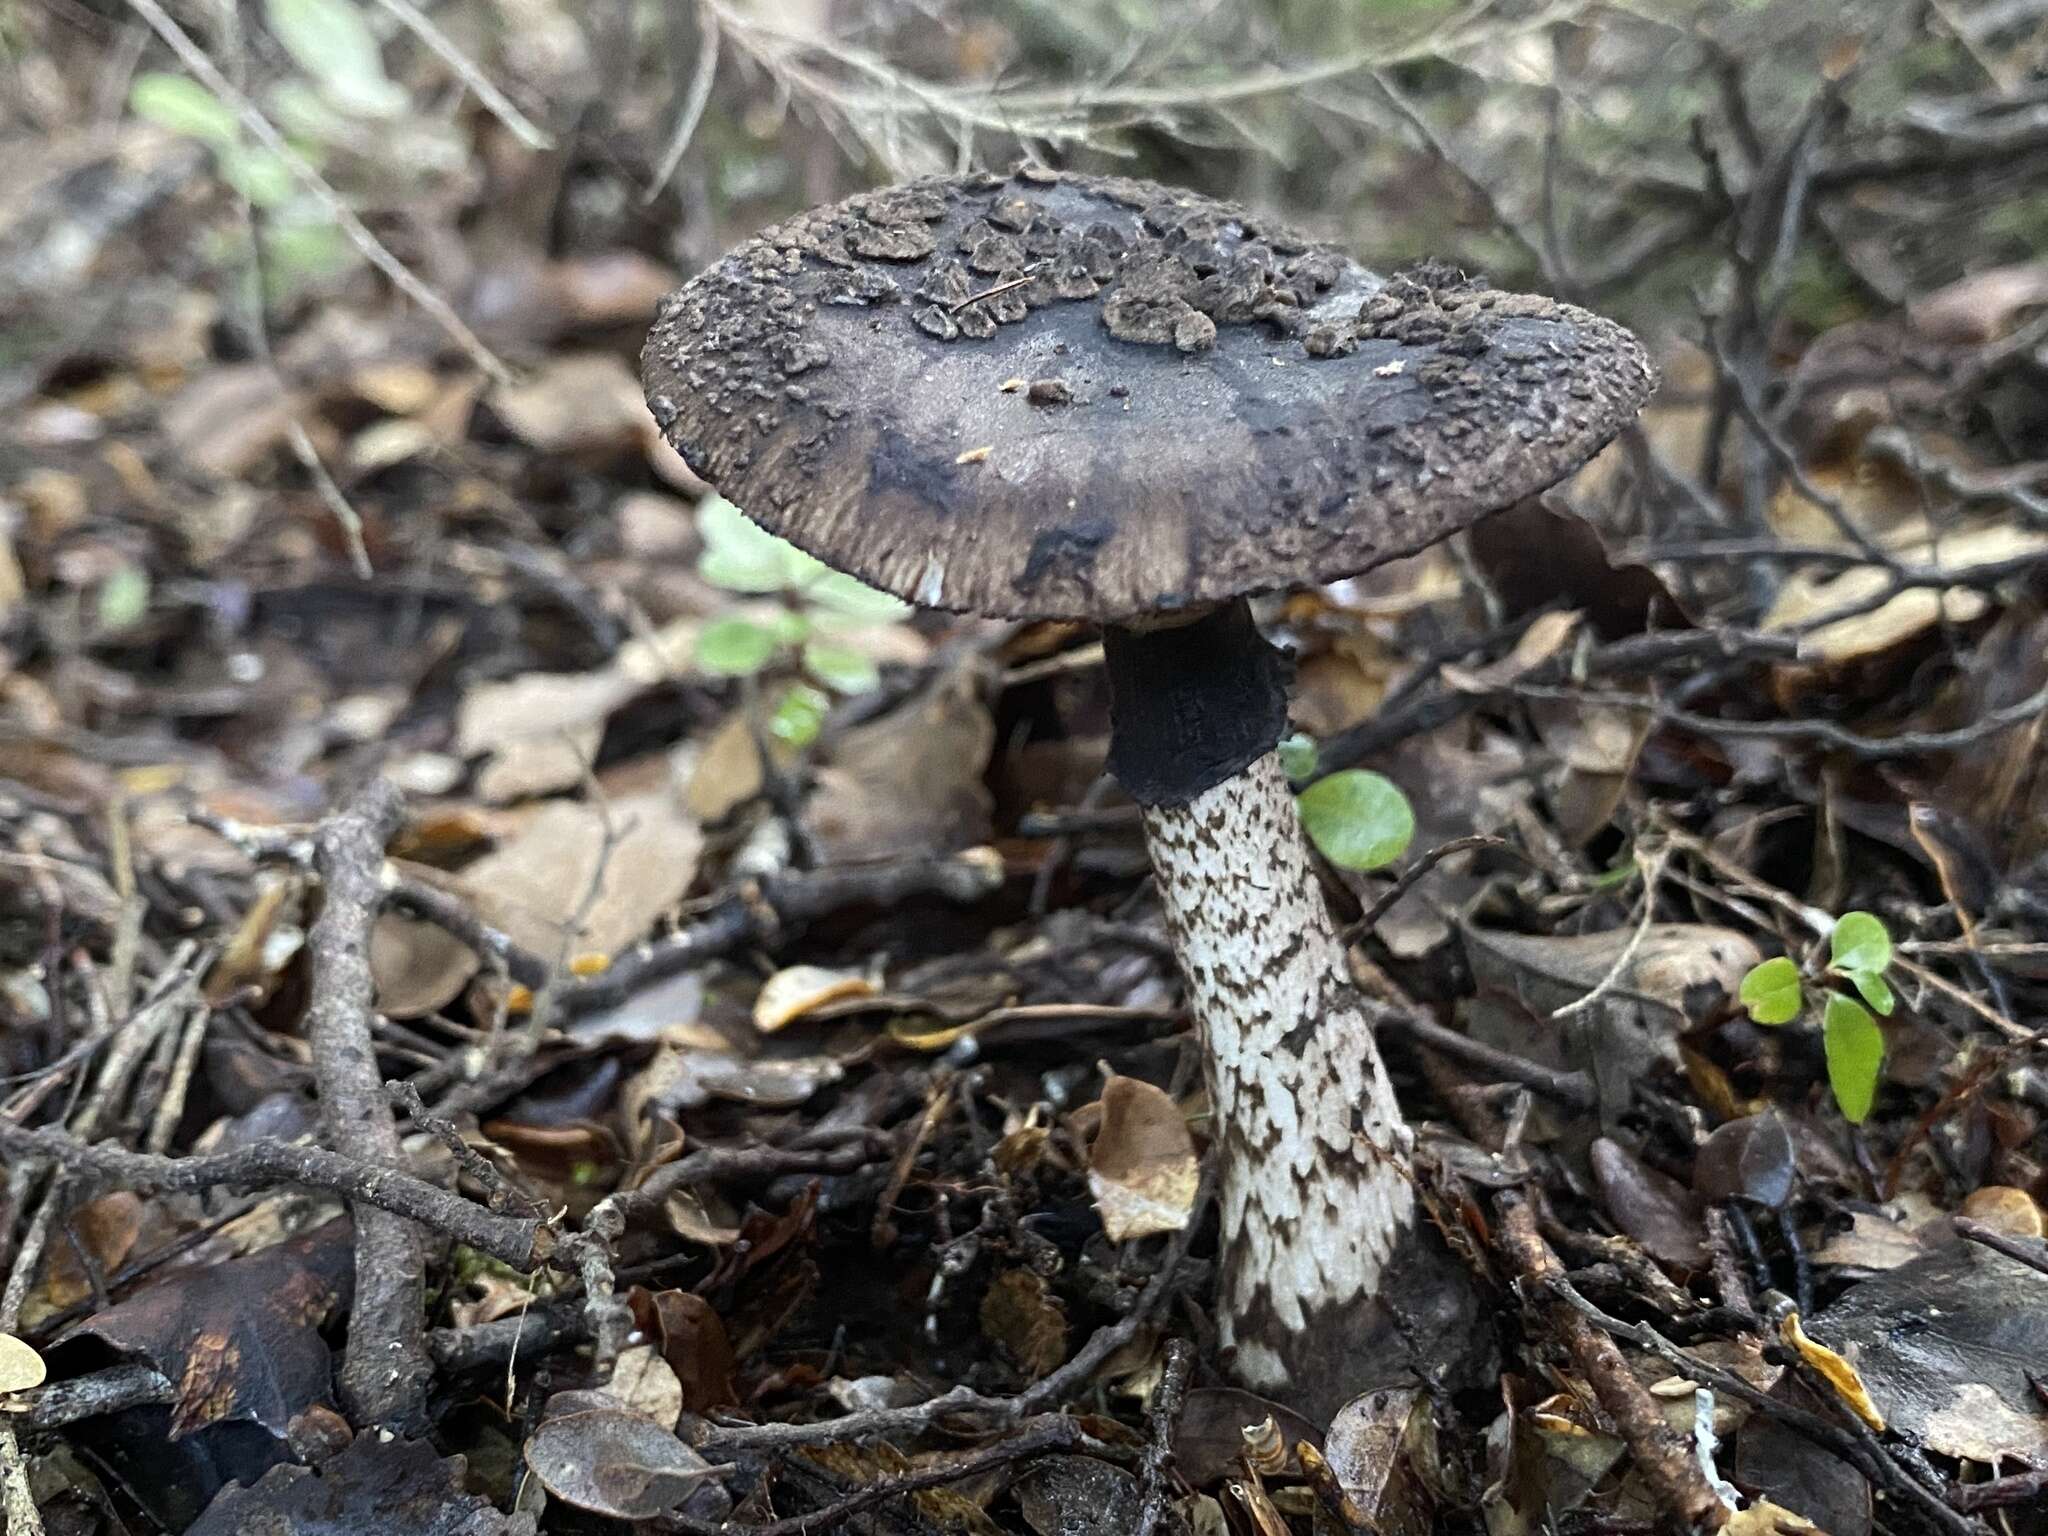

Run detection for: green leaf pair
[[693, 496, 907, 695], [1735, 910, 1894, 1124]]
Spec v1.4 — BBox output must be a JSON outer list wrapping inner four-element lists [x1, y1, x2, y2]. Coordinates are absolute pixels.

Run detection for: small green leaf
[[695, 616, 780, 677], [1590, 857, 1639, 892], [263, 0, 407, 118], [769, 683, 829, 748], [1829, 911, 1892, 978], [697, 495, 798, 593], [262, 216, 356, 296], [221, 146, 296, 208], [1738, 956, 1804, 1027], [95, 565, 151, 633], [130, 73, 240, 144], [1296, 770, 1415, 872], [1849, 968, 1895, 1017], [801, 640, 880, 695], [803, 567, 910, 621], [1822, 992, 1885, 1124], [1275, 733, 1319, 781]]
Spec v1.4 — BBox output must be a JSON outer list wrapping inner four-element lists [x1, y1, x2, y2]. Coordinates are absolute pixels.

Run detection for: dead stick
[[0, 1126, 546, 1268], [1496, 1193, 1728, 1532], [306, 780, 431, 1429]]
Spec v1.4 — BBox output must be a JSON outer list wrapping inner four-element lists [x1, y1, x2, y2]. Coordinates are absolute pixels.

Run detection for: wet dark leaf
[[187, 1433, 530, 1536], [1591, 1137, 1708, 1269], [53, 1221, 351, 1439], [1017, 1454, 1181, 1536], [1693, 1110, 1797, 1210], [1808, 1239, 2048, 1463]]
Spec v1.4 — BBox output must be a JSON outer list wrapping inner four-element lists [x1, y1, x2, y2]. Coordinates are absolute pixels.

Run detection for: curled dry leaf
[[371, 862, 480, 1019], [1778, 1312, 1884, 1431], [629, 1288, 739, 1415], [1017, 1455, 1169, 1536], [1693, 1110, 1797, 1210], [753, 964, 875, 1033], [1321, 1387, 1436, 1536], [490, 352, 651, 457], [52, 1221, 350, 1440], [808, 663, 994, 861], [1085, 1075, 1199, 1242], [1590, 1137, 1708, 1270], [1764, 522, 2048, 666]]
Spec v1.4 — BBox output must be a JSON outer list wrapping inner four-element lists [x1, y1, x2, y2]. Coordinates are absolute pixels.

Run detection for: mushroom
[[642, 169, 1655, 1422]]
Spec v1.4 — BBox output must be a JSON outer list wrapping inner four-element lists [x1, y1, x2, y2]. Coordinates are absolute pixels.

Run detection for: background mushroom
[[643, 168, 1654, 1423]]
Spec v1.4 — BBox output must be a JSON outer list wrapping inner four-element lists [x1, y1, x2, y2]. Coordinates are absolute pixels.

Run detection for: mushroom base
[[1138, 751, 1488, 1424]]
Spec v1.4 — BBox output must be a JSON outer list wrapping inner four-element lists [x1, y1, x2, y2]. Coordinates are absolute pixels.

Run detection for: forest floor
[[4, 2, 2048, 1534]]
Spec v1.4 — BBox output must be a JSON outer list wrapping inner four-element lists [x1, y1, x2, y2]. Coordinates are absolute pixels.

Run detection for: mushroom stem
[[1105, 601, 1482, 1424]]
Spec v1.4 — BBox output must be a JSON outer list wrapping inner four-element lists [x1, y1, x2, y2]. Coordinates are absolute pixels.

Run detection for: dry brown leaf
[[1442, 610, 1583, 693], [1763, 522, 2048, 665], [491, 353, 648, 455], [684, 711, 772, 823], [809, 664, 994, 861], [162, 365, 300, 479], [980, 1268, 1068, 1380], [1957, 1184, 2044, 1237], [370, 864, 480, 1019], [1726, 1499, 1824, 1536], [1086, 1076, 1198, 1242], [461, 791, 702, 964], [24, 1190, 144, 1326]]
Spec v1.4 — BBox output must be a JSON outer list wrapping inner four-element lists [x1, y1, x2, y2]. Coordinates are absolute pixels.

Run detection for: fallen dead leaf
[[460, 790, 702, 963], [1085, 1076, 1199, 1242], [753, 963, 875, 1033], [980, 1268, 1068, 1380]]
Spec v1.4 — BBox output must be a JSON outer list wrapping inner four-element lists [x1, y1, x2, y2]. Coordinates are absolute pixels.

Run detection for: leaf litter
[[6, 6, 2048, 1536]]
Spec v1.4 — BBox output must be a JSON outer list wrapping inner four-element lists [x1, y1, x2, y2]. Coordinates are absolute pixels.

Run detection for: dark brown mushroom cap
[[642, 168, 1656, 622]]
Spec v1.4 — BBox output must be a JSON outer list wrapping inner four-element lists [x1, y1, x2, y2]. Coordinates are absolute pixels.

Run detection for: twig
[[1953, 1218, 2048, 1278], [1372, 1005, 1597, 1109], [646, 1, 722, 199], [1551, 849, 1666, 1020], [369, 0, 553, 149], [0, 1124, 548, 1269], [560, 849, 1004, 1016], [1507, 680, 2048, 764], [1133, 1339, 1195, 1536], [1342, 834, 1520, 940], [692, 1169, 1212, 1454], [1538, 1268, 1984, 1536], [304, 780, 430, 1428], [1496, 1193, 1728, 1531]]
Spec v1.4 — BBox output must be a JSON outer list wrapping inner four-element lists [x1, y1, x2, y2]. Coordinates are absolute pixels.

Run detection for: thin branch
[[646, 1, 721, 199], [0, 1124, 548, 1270], [370, 0, 553, 149]]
